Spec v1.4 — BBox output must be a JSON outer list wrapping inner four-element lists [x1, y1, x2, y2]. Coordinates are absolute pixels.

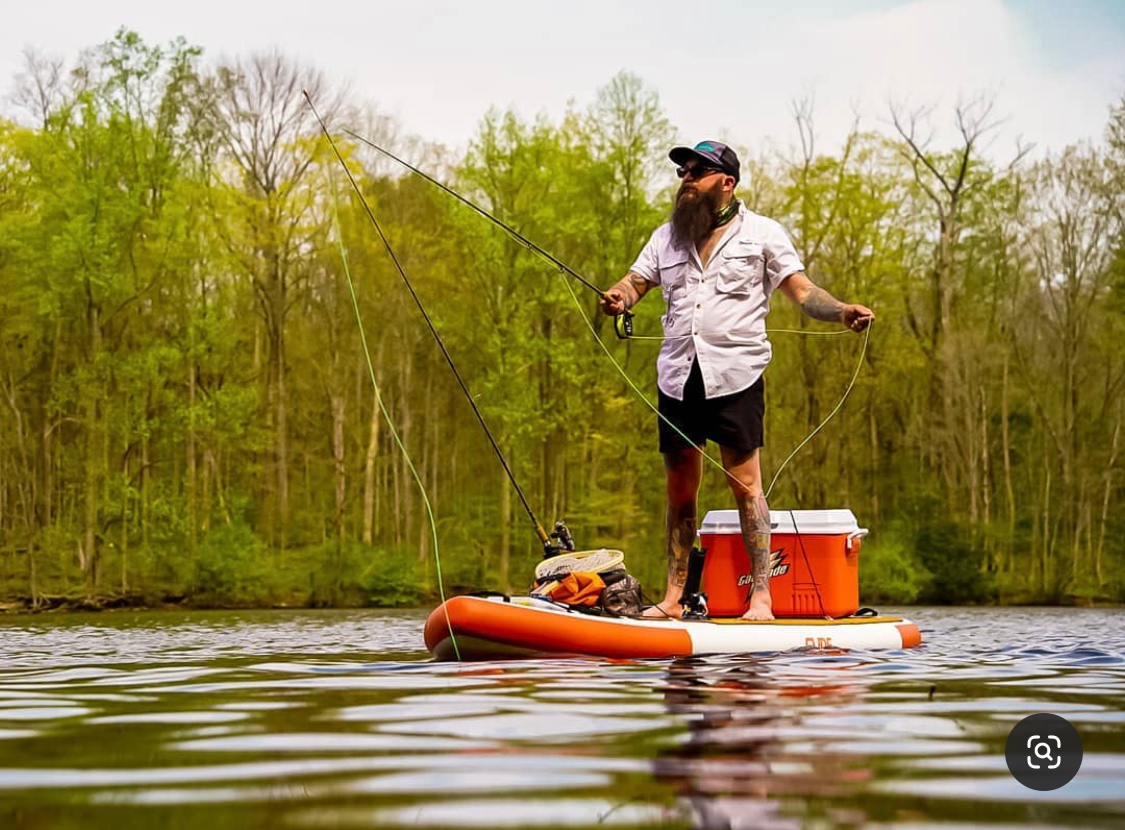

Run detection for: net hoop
[[535, 549, 625, 581]]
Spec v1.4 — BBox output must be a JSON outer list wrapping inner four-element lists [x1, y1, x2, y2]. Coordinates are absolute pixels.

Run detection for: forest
[[1, 30, 1122, 610]]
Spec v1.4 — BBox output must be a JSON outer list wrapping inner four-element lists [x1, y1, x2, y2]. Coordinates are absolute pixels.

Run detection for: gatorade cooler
[[698, 509, 868, 618]]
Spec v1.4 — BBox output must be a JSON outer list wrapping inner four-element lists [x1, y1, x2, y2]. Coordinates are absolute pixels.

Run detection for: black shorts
[[658, 361, 764, 453]]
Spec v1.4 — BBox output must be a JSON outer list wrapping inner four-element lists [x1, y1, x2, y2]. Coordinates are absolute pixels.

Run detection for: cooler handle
[[846, 528, 869, 551]]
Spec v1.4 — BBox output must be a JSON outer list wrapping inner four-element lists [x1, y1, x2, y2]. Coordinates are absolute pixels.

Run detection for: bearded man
[[599, 140, 874, 620]]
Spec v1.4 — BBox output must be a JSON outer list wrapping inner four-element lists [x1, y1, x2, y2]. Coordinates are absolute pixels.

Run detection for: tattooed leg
[[720, 446, 774, 621], [644, 448, 701, 619], [666, 500, 697, 590], [739, 494, 774, 621]]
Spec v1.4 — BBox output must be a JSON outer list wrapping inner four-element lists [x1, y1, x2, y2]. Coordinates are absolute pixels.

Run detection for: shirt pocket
[[658, 255, 691, 302], [717, 241, 765, 294]]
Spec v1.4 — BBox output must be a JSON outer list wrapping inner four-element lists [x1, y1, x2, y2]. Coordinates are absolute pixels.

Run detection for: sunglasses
[[676, 164, 723, 180]]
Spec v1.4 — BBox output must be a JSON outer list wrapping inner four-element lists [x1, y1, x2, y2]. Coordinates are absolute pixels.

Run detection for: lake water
[[0, 606, 1122, 829]]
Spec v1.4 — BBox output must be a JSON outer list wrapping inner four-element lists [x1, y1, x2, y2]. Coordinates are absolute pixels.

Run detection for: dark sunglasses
[[676, 164, 722, 180]]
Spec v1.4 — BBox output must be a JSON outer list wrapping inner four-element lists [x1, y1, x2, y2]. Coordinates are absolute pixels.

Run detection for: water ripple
[[0, 606, 1121, 830]]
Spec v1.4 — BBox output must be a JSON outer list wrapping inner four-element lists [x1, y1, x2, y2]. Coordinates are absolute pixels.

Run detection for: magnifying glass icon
[[1035, 742, 1054, 761]]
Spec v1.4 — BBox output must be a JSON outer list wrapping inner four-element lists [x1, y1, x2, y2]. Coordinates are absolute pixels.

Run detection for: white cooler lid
[[700, 508, 863, 535]]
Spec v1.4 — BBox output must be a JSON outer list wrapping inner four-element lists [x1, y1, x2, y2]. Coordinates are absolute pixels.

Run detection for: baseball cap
[[669, 140, 740, 182]]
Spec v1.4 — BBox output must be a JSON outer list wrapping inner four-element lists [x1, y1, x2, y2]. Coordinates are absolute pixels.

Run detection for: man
[[599, 140, 874, 620]]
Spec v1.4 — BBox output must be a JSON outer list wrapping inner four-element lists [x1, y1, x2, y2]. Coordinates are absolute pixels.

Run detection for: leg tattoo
[[740, 494, 771, 594], [739, 493, 775, 620], [666, 503, 697, 589]]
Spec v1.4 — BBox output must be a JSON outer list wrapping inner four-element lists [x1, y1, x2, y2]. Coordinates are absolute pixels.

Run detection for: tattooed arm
[[599, 272, 654, 316], [778, 272, 875, 332]]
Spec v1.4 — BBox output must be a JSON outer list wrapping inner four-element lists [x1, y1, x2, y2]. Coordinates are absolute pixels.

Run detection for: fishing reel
[[613, 310, 634, 340], [543, 520, 576, 558]]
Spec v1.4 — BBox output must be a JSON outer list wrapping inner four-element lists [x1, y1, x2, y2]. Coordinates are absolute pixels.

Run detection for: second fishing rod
[[306, 93, 581, 559]]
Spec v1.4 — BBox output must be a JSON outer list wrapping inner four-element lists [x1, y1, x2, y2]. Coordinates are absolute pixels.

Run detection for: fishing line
[[764, 323, 871, 498], [306, 92, 557, 556], [342, 128, 606, 299], [344, 128, 873, 514], [559, 275, 735, 488], [626, 328, 852, 341], [326, 172, 460, 662], [560, 276, 873, 499], [566, 273, 866, 622]]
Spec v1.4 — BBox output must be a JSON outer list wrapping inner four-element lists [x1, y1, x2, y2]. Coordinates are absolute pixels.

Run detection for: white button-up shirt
[[629, 203, 805, 400]]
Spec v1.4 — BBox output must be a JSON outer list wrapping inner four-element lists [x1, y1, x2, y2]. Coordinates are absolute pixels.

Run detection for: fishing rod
[[341, 128, 635, 339], [304, 92, 573, 558], [335, 121, 871, 505]]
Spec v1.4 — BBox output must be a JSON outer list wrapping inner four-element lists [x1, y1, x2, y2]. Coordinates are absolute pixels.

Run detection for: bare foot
[[741, 591, 774, 621], [642, 601, 682, 619]]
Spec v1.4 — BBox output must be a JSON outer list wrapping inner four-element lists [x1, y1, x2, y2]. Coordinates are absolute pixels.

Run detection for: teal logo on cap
[[696, 141, 717, 152]]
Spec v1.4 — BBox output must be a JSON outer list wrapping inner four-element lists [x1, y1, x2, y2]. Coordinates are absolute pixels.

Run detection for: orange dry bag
[[545, 571, 606, 606]]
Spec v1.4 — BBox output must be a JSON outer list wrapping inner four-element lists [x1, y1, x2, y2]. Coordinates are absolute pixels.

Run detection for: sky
[[3, 0, 1124, 160]]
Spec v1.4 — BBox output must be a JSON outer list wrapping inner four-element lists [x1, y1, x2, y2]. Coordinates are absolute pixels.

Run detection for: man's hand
[[599, 288, 629, 317], [600, 273, 651, 316], [842, 304, 875, 333]]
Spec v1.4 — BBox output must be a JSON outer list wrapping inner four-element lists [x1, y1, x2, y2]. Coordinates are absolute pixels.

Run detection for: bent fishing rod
[[304, 92, 573, 557], [341, 128, 635, 339], [348, 126, 879, 498]]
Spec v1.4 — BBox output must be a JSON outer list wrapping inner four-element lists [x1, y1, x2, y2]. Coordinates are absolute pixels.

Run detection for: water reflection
[[0, 607, 1122, 829], [656, 657, 860, 829]]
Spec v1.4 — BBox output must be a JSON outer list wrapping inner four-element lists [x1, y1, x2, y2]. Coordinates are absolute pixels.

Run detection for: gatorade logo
[[769, 548, 790, 578], [736, 549, 789, 585]]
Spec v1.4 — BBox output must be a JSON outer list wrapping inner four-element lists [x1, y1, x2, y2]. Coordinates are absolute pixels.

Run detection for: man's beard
[[671, 184, 722, 249]]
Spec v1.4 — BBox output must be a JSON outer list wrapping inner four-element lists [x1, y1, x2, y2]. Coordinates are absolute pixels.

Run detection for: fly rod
[[305, 92, 570, 556], [342, 129, 635, 338]]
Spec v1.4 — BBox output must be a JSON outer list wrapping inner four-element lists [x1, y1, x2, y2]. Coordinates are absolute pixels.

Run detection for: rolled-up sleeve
[[628, 230, 663, 285], [762, 219, 805, 292]]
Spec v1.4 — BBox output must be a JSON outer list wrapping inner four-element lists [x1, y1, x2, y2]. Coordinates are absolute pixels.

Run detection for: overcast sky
[[3, 0, 1123, 159]]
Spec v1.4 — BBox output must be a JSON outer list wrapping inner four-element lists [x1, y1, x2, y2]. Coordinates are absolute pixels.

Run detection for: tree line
[[1, 30, 1122, 610]]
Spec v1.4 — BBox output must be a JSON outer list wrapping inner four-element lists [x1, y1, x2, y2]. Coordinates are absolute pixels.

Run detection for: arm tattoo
[[738, 495, 771, 594], [801, 286, 845, 323], [666, 505, 697, 588], [614, 274, 648, 308]]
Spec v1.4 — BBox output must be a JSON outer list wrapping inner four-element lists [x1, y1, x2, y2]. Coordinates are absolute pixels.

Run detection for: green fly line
[[559, 276, 871, 500], [337, 128, 874, 503], [627, 328, 852, 341], [328, 173, 460, 662], [329, 123, 875, 596], [764, 323, 871, 497]]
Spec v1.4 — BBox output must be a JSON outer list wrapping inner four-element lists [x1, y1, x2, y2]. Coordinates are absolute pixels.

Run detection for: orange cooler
[[698, 509, 868, 618]]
